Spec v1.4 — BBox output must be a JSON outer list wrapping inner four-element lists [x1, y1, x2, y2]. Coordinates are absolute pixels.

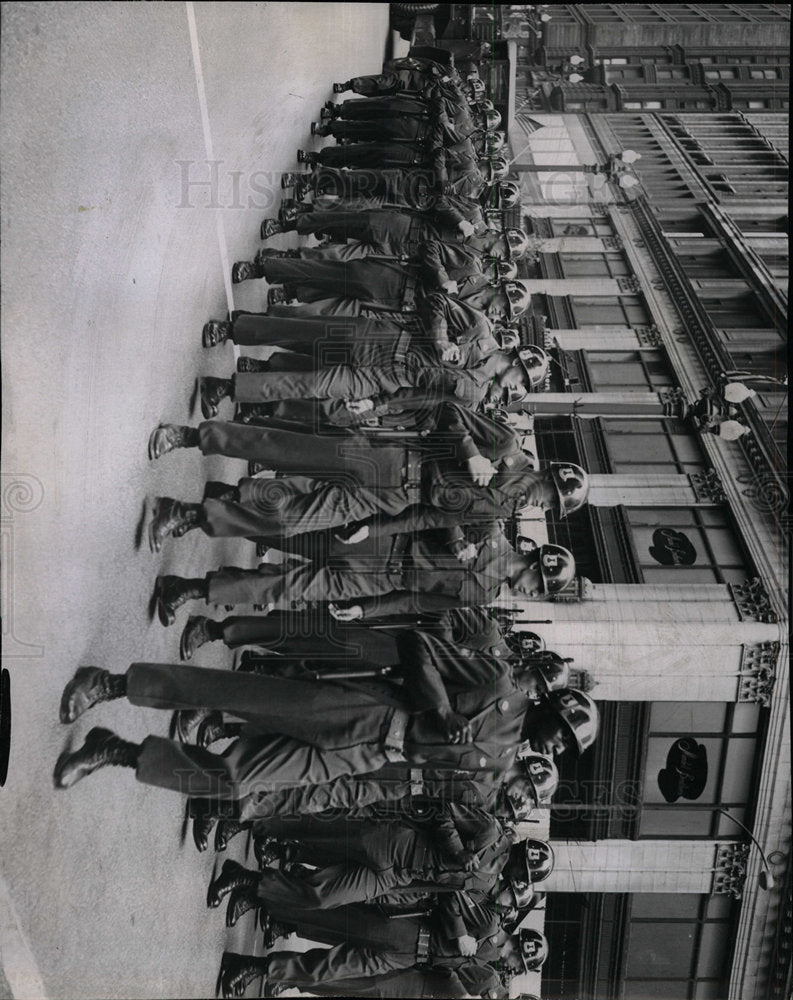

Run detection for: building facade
[[496, 6, 789, 1000]]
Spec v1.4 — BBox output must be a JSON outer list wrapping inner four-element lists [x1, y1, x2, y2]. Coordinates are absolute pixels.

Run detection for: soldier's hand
[[466, 454, 498, 486], [458, 220, 476, 238], [345, 398, 374, 415], [329, 603, 363, 622], [334, 524, 370, 545], [457, 934, 478, 957], [441, 279, 459, 296], [457, 850, 482, 873], [435, 708, 473, 744], [452, 542, 477, 563], [441, 343, 461, 364]]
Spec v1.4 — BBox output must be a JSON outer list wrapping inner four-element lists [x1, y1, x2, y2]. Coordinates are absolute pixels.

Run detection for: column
[[511, 584, 780, 701], [519, 390, 685, 418], [542, 840, 739, 895], [551, 326, 649, 351], [521, 277, 621, 296]]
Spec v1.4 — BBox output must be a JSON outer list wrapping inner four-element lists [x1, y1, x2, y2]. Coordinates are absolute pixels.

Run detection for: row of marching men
[[53, 48, 601, 999]]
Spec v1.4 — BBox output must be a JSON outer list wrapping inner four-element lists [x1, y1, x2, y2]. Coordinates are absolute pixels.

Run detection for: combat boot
[[322, 100, 342, 119], [260, 218, 287, 238], [296, 149, 319, 166], [332, 81, 350, 93], [148, 423, 199, 461], [198, 717, 242, 748], [231, 260, 264, 284], [215, 818, 245, 852], [254, 248, 300, 263], [202, 481, 239, 502], [154, 575, 207, 627], [53, 728, 139, 789], [310, 121, 330, 137], [149, 498, 203, 553], [236, 356, 268, 373], [278, 199, 312, 225], [267, 287, 287, 307], [173, 707, 211, 743], [192, 814, 216, 853], [179, 615, 219, 660], [225, 888, 260, 928], [202, 319, 232, 348], [198, 376, 233, 419], [207, 859, 259, 908], [217, 953, 268, 1000], [59, 667, 127, 724]]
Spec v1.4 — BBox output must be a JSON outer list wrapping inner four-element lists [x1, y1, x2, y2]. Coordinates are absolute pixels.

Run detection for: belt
[[416, 919, 432, 962], [402, 447, 423, 503], [384, 708, 408, 763]]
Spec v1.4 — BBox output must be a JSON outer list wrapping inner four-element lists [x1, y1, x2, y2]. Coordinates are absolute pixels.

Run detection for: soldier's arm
[[417, 239, 454, 289]]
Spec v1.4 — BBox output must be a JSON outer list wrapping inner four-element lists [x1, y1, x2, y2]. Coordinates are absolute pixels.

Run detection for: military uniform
[[253, 803, 511, 909], [123, 628, 530, 801]]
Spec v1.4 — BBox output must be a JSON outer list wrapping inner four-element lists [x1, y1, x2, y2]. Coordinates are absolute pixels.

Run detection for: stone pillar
[[521, 277, 622, 296], [542, 840, 737, 894], [588, 474, 697, 507], [549, 326, 642, 351], [510, 583, 781, 701], [519, 390, 685, 418]]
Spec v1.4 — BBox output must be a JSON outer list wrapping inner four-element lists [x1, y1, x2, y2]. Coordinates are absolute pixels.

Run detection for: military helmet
[[480, 156, 509, 183], [503, 279, 531, 319], [498, 180, 521, 208], [525, 838, 556, 883], [520, 751, 560, 805], [480, 107, 502, 130], [518, 929, 549, 972], [504, 773, 539, 822], [505, 228, 531, 259], [515, 345, 550, 389], [512, 630, 545, 655], [534, 543, 575, 594], [485, 257, 518, 282], [529, 650, 572, 693], [486, 130, 506, 152], [548, 688, 600, 754], [549, 461, 590, 518], [469, 78, 487, 100]]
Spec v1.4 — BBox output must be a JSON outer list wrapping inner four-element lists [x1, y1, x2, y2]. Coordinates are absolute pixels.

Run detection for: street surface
[[1, 3, 391, 997]]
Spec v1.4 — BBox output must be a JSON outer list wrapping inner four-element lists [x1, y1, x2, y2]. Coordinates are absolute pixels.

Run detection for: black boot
[[193, 814, 216, 853], [333, 81, 350, 93], [53, 728, 139, 789], [202, 481, 239, 503], [59, 668, 127, 724], [207, 859, 259, 909], [196, 712, 233, 749], [199, 376, 233, 419], [260, 218, 286, 239], [278, 199, 312, 224], [296, 149, 319, 166], [225, 888, 259, 928], [215, 818, 245, 852], [267, 287, 287, 307], [179, 615, 221, 660], [148, 424, 199, 461], [231, 260, 265, 284], [216, 953, 268, 1000], [202, 319, 232, 348], [253, 836, 296, 869], [154, 575, 207, 627], [149, 498, 203, 553], [172, 708, 212, 744], [236, 356, 269, 374], [254, 247, 300, 263]]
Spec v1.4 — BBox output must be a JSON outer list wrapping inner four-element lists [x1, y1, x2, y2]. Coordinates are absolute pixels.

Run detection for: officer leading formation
[[53, 43, 601, 1000]]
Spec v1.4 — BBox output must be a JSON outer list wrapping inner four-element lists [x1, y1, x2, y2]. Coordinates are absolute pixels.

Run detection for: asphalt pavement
[[1, 4, 392, 997]]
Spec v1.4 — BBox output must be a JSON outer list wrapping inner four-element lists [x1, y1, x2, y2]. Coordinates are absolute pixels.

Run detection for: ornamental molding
[[688, 469, 727, 505], [729, 578, 778, 625], [738, 641, 779, 706], [712, 843, 749, 899]]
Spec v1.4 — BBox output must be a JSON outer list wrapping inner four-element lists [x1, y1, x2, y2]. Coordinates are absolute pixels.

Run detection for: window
[[586, 350, 675, 392], [704, 68, 737, 80], [626, 507, 748, 586], [639, 701, 761, 839], [550, 219, 614, 238], [750, 68, 779, 79], [598, 418, 706, 477], [560, 253, 631, 278], [626, 892, 737, 1000], [571, 296, 651, 327]]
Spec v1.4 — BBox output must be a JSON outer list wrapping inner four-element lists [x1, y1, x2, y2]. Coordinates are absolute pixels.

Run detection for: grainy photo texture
[[1, 3, 789, 999]]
